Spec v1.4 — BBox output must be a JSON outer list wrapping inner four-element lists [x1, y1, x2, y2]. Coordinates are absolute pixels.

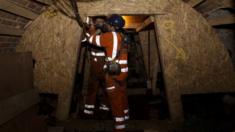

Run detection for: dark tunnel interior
[[1, 0, 235, 131]]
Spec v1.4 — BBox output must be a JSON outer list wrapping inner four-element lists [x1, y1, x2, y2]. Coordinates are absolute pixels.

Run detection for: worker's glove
[[81, 24, 96, 43]]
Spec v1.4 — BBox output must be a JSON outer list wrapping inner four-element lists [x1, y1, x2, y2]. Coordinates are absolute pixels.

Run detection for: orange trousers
[[106, 73, 129, 132], [84, 57, 109, 115], [85, 57, 129, 132]]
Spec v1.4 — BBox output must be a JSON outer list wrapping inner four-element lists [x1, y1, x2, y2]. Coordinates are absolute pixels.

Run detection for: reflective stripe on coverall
[[84, 49, 110, 115], [88, 31, 129, 132]]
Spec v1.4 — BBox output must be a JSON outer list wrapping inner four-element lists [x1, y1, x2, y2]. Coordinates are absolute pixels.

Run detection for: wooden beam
[[34, 0, 53, 5], [201, 1, 222, 16], [123, 16, 149, 29], [0, 89, 40, 125], [0, 24, 24, 36], [0, 0, 38, 19], [136, 16, 155, 32], [208, 14, 235, 26], [124, 23, 141, 29], [222, 0, 235, 9], [0, 43, 17, 48], [199, 0, 234, 16], [187, 0, 205, 7]]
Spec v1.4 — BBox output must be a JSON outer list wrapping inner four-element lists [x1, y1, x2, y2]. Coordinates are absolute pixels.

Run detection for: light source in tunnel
[[122, 15, 149, 29], [122, 16, 132, 28]]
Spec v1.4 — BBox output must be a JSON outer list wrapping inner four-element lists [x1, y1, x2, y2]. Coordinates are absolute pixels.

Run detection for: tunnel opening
[[124, 20, 170, 120]]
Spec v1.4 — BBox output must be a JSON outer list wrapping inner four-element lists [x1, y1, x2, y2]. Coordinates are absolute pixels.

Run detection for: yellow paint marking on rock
[[165, 38, 188, 62], [44, 8, 58, 18]]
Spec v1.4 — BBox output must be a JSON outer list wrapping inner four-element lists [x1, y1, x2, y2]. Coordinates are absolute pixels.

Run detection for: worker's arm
[[87, 25, 113, 48]]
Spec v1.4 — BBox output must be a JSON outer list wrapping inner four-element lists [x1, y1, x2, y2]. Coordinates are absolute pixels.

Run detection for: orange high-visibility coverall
[[83, 47, 110, 115], [88, 31, 129, 132]]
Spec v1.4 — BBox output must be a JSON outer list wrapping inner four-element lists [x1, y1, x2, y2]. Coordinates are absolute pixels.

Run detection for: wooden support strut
[[208, 14, 235, 26], [34, 0, 53, 5], [136, 16, 155, 32], [0, 0, 38, 19], [199, 0, 235, 17], [222, 0, 235, 9], [187, 0, 205, 7], [0, 24, 24, 36]]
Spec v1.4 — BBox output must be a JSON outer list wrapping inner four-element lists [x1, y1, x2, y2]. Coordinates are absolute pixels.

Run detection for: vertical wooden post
[[153, 15, 184, 122]]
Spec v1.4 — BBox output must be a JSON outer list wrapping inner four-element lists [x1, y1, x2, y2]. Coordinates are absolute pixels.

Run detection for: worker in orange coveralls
[[87, 14, 129, 132], [83, 16, 111, 118]]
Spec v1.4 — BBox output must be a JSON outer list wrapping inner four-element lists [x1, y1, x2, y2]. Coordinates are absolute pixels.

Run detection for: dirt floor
[[45, 93, 234, 132]]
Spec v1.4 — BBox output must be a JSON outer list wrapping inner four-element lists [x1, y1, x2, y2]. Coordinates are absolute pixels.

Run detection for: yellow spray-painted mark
[[164, 38, 188, 62], [161, 20, 188, 62], [44, 8, 58, 18], [163, 20, 175, 30]]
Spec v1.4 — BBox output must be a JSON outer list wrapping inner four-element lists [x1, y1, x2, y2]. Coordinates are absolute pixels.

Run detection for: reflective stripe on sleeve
[[107, 57, 113, 61], [111, 32, 118, 61], [86, 17, 90, 24], [117, 60, 128, 64], [95, 52, 105, 56], [86, 33, 91, 37], [96, 36, 101, 46], [89, 35, 94, 43], [91, 52, 105, 57], [81, 38, 87, 42], [91, 52, 96, 56]]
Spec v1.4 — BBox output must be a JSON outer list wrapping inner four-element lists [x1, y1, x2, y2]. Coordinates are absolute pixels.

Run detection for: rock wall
[[16, 9, 82, 120]]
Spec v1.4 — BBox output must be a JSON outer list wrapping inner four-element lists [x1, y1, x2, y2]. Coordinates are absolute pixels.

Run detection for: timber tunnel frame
[[72, 14, 166, 120], [16, 0, 235, 122]]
